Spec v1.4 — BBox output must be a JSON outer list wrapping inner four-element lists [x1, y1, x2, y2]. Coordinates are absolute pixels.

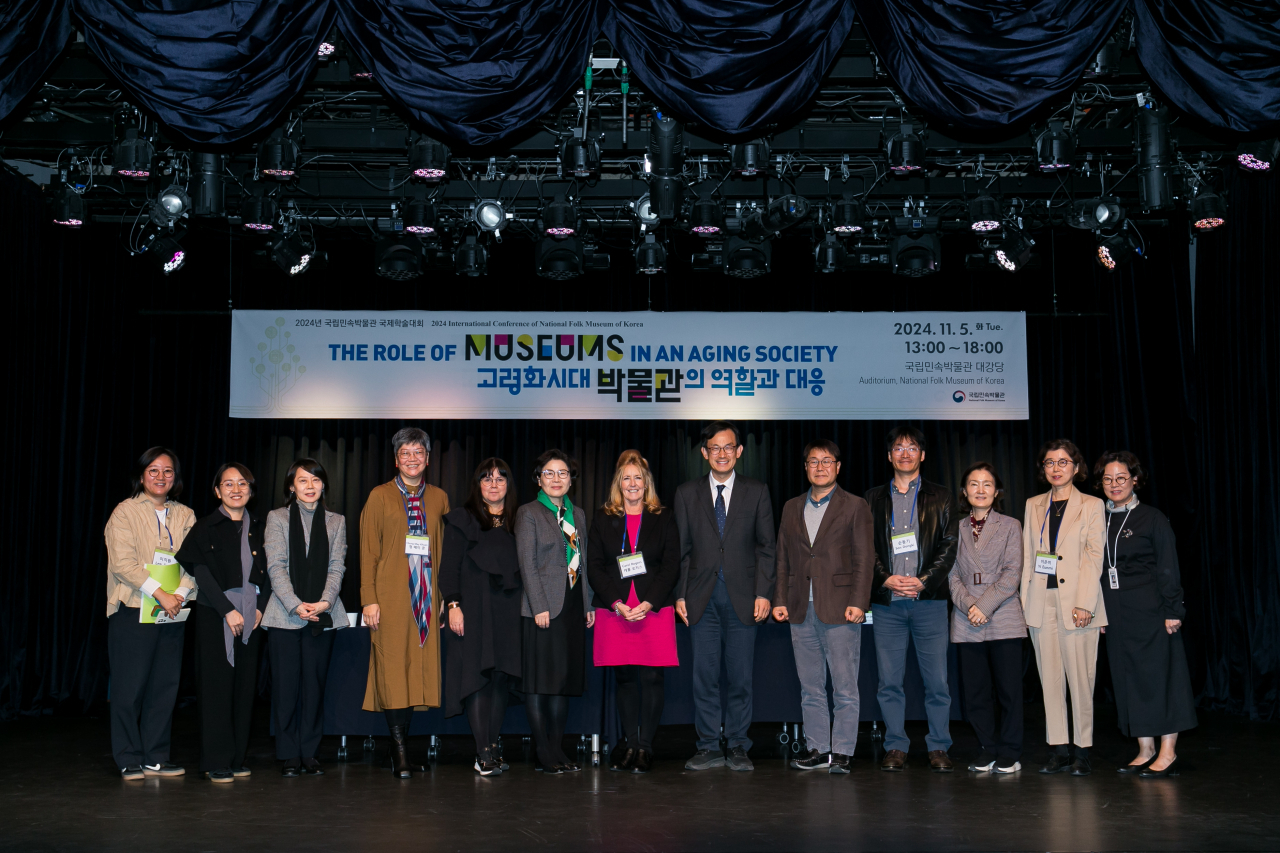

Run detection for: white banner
[[229, 310, 1028, 420]]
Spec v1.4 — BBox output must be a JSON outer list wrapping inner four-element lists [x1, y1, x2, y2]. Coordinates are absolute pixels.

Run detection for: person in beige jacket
[[1020, 439, 1107, 777], [104, 447, 196, 780]]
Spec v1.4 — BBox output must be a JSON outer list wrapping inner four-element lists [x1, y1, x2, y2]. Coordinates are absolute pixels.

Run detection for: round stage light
[[887, 123, 924, 173], [814, 235, 847, 273], [408, 135, 450, 180], [269, 231, 314, 276], [1035, 121, 1076, 172], [146, 234, 186, 275], [1190, 191, 1226, 232], [731, 140, 770, 176], [317, 42, 335, 58], [536, 236, 584, 280], [832, 196, 865, 235], [1236, 139, 1278, 173], [632, 194, 659, 227], [474, 200, 506, 232], [635, 234, 666, 275], [150, 185, 191, 229], [723, 237, 771, 278], [562, 138, 600, 178], [689, 199, 724, 235], [968, 194, 1001, 232], [455, 236, 488, 277], [241, 196, 279, 232], [258, 129, 297, 179], [376, 238, 423, 280], [403, 199, 437, 235], [994, 231, 1034, 272], [1096, 232, 1138, 271], [50, 182, 85, 228], [540, 199, 580, 238], [113, 128, 154, 179]]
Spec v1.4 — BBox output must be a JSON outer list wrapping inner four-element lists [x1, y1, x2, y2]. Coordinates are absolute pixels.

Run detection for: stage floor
[[2, 705, 1277, 852]]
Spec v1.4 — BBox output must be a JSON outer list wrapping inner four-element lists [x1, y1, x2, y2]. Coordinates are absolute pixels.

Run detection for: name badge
[[1108, 567, 1119, 589], [891, 532, 918, 555], [617, 552, 647, 579], [151, 549, 177, 567], [405, 535, 431, 557], [1034, 552, 1059, 575]]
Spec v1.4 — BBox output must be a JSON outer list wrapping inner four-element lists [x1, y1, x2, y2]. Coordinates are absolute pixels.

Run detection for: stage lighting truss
[[730, 140, 770, 176], [268, 228, 315, 276], [994, 229, 1035, 272], [689, 198, 724, 235], [1237, 139, 1279, 173], [241, 196, 280, 232], [50, 180, 86, 228], [968, 194, 1001, 233], [539, 197, 581, 238], [886, 122, 924, 174], [722, 236, 771, 278], [536, 235, 585, 279], [408, 133, 450, 181], [149, 185, 191, 229], [831, 195, 865, 235], [473, 200, 508, 234], [889, 214, 940, 277], [402, 199, 437, 235], [144, 232, 186, 275], [455, 235, 488, 277], [376, 237, 424, 280], [1035, 120, 1076, 172], [1189, 189, 1226, 233], [1096, 226, 1142, 271], [814, 234, 848, 273], [635, 234, 666, 275], [257, 127, 298, 180]]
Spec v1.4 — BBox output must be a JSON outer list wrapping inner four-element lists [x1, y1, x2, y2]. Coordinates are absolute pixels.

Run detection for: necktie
[[715, 485, 727, 582]]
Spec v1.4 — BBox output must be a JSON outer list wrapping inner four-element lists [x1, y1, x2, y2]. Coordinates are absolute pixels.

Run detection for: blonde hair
[[603, 449, 664, 516]]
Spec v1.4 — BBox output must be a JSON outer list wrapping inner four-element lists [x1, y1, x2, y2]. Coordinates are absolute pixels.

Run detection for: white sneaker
[[994, 761, 1022, 774]]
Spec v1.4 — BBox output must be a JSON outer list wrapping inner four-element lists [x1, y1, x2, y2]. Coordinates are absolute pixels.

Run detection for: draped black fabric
[[1134, 0, 1280, 134], [599, 0, 854, 137], [850, 0, 1126, 131], [0, 0, 72, 123], [335, 0, 598, 147], [74, 0, 335, 145]]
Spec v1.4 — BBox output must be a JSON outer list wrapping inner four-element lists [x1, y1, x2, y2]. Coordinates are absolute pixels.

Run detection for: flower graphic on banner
[[248, 317, 306, 411]]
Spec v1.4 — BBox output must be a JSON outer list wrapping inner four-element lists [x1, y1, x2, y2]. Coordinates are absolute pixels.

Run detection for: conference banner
[[229, 310, 1028, 420]]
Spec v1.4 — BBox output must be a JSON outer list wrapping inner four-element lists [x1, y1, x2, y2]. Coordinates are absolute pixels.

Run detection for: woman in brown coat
[[360, 427, 450, 778]]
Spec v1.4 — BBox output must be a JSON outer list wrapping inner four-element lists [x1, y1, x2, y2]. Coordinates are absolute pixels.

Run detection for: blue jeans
[[689, 577, 757, 751], [791, 606, 862, 755], [873, 598, 952, 753]]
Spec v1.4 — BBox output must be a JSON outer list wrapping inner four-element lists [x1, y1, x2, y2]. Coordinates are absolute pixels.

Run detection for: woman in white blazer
[[1020, 439, 1106, 777]]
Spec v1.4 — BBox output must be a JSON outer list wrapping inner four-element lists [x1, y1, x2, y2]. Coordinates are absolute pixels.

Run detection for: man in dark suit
[[674, 421, 776, 771], [865, 426, 959, 772], [772, 439, 873, 774]]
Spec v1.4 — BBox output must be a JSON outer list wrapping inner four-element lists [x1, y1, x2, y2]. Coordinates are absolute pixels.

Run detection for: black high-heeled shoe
[[610, 745, 637, 772], [1138, 757, 1181, 778], [1117, 756, 1157, 775]]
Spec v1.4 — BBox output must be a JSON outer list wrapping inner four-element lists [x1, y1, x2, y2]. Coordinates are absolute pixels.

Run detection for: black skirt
[[520, 573, 585, 696], [443, 573, 523, 718], [1102, 582, 1198, 737]]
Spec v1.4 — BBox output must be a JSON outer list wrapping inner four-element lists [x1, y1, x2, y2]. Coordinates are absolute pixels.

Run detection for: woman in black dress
[[442, 458, 523, 776], [1094, 451, 1196, 778]]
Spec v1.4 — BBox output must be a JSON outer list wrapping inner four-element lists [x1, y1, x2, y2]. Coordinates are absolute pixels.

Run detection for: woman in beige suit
[[1020, 439, 1106, 777]]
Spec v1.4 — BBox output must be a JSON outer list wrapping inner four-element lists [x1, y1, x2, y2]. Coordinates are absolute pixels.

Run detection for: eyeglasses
[[1101, 475, 1130, 486], [397, 448, 427, 460], [480, 475, 507, 485], [806, 459, 837, 469], [1042, 459, 1074, 470], [220, 480, 250, 491], [706, 444, 738, 456], [891, 445, 920, 455], [541, 470, 571, 480], [145, 467, 175, 479]]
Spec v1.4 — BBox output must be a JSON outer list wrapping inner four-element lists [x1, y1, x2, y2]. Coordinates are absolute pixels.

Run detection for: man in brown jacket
[[772, 439, 873, 773]]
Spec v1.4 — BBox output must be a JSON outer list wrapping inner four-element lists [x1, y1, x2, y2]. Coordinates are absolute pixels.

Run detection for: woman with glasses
[[1020, 439, 1106, 776], [175, 463, 272, 783], [105, 447, 197, 781], [263, 457, 350, 777], [515, 449, 594, 773], [441, 458, 522, 776], [1094, 451, 1196, 778], [588, 450, 680, 774]]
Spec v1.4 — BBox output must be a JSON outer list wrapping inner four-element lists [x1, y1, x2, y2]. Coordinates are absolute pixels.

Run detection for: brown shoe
[[880, 749, 907, 771], [928, 750, 955, 772]]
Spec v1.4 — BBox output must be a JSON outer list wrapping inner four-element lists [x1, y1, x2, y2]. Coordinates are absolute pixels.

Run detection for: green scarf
[[537, 491, 580, 587]]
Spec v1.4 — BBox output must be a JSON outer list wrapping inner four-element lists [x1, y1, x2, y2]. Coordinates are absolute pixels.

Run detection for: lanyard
[[1038, 499, 1067, 553], [889, 479, 919, 532], [396, 477, 425, 533], [1105, 506, 1134, 571], [155, 507, 173, 549], [621, 512, 642, 555]]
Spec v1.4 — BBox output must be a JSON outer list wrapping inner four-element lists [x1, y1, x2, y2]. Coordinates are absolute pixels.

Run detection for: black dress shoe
[[281, 764, 301, 778], [1139, 757, 1181, 778], [610, 746, 637, 772], [1071, 754, 1092, 776], [632, 749, 654, 774], [1117, 756, 1157, 775], [791, 748, 830, 771], [490, 743, 509, 772], [829, 753, 852, 774], [300, 761, 325, 776], [1039, 753, 1072, 774]]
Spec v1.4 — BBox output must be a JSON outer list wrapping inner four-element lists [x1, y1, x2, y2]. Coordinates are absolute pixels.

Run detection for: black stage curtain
[[0, 0, 71, 123]]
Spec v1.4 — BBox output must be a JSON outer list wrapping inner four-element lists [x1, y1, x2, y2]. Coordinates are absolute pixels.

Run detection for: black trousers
[[957, 637, 1024, 763], [268, 627, 333, 762], [196, 607, 262, 772], [615, 665, 665, 751], [108, 606, 185, 768]]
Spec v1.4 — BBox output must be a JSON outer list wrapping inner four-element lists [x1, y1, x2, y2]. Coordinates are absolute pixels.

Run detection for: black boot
[[388, 725, 421, 778]]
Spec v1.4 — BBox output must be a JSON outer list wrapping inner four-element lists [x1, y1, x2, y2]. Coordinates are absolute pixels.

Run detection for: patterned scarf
[[395, 476, 432, 646], [536, 491, 580, 588]]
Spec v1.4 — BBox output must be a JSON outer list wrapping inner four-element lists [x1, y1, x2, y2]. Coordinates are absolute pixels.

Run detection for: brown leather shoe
[[880, 749, 907, 771], [928, 750, 955, 772]]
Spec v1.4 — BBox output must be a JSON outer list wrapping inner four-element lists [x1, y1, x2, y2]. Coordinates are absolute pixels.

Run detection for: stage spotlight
[[635, 234, 666, 275], [403, 199, 437, 235], [994, 230, 1035, 272], [832, 195, 865, 235], [408, 133, 450, 180], [731, 140, 770, 176], [1035, 121, 1075, 172], [536, 235, 585, 280], [562, 135, 600, 177], [539, 197, 580, 238], [690, 198, 724, 235], [631, 193, 660, 227], [968, 194, 1001, 233], [886, 122, 924, 173], [113, 127, 154, 179], [1189, 190, 1227, 232], [50, 180, 85, 228], [191, 152, 224, 217], [649, 115, 684, 219], [722, 236, 771, 278], [1086, 38, 1123, 77], [455, 236, 488, 277], [814, 234, 848, 273], [890, 215, 941, 276], [1135, 105, 1174, 210], [1237, 139, 1279, 173], [241, 196, 279, 232], [742, 194, 811, 240], [150, 185, 191, 229], [376, 237, 424, 280], [258, 127, 297, 180], [317, 42, 335, 59], [144, 233, 186, 275], [1069, 198, 1126, 230], [268, 231, 314, 276], [1096, 232, 1141, 271], [474, 200, 507, 233]]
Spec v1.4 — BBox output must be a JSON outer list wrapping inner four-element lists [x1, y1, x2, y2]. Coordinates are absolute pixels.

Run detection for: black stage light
[[649, 115, 683, 220], [113, 127, 154, 179], [191, 152, 224, 216], [1096, 232, 1140, 271], [376, 237, 424, 280], [50, 180, 85, 228], [722, 236, 771, 278], [814, 234, 847, 273], [890, 214, 940, 276], [539, 197, 580, 238], [1237, 139, 1279, 173], [968, 194, 1001, 233], [474, 199, 507, 233], [563, 135, 600, 177], [1135, 105, 1174, 210], [317, 41, 335, 59], [268, 231, 314, 276], [150, 185, 191, 229], [403, 199, 437, 235], [408, 133, 450, 180], [258, 127, 298, 180], [690, 198, 724, 235], [144, 233, 186, 275], [994, 230, 1035, 272], [536, 235, 585, 279], [832, 195, 865, 235], [1035, 120, 1075, 172], [731, 140, 770, 176], [632, 193, 660, 227], [1068, 198, 1126, 230], [886, 122, 925, 173], [241, 196, 279, 232], [1189, 190, 1227, 232], [455, 236, 488, 276], [635, 234, 666, 275], [742, 194, 811, 240], [1085, 38, 1123, 77]]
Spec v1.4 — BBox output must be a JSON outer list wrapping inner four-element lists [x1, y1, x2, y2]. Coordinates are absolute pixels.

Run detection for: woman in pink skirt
[[587, 449, 680, 773]]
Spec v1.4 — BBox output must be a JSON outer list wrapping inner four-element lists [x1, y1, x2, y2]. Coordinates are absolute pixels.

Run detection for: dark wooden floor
[[2, 704, 1277, 852]]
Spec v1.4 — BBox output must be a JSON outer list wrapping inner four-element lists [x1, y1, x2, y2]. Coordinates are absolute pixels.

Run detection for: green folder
[[139, 551, 181, 624]]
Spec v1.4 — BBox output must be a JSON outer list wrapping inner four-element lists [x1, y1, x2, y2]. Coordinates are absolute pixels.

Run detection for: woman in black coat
[[441, 458, 523, 777], [1094, 451, 1197, 778], [587, 450, 681, 774], [175, 463, 271, 783]]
